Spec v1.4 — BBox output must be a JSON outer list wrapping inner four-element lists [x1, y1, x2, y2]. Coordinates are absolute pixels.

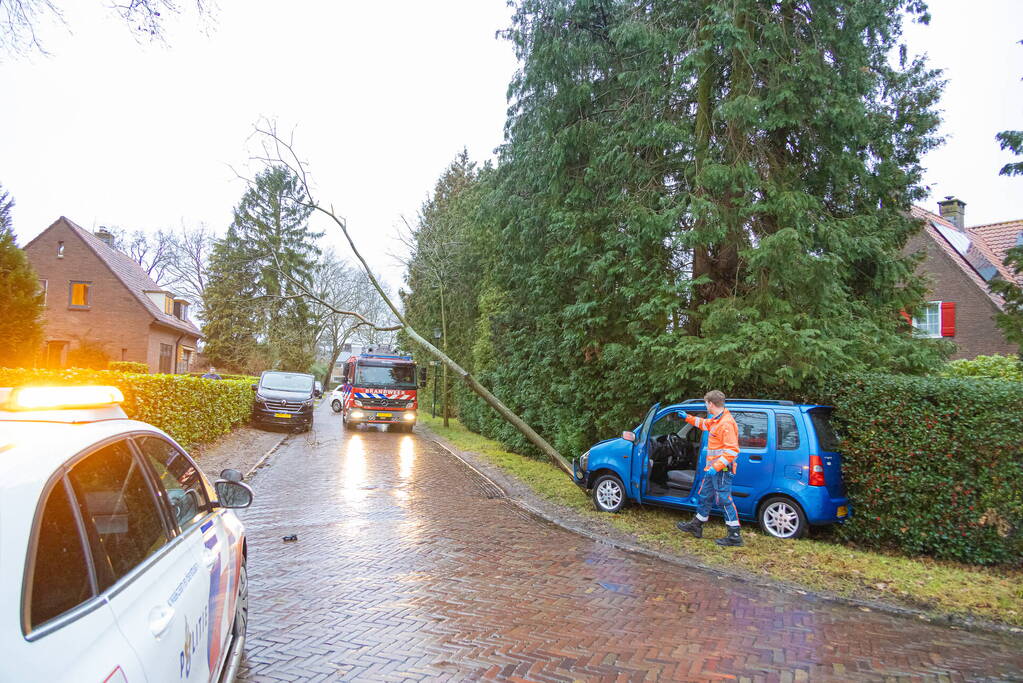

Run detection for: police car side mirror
[[215, 480, 254, 509]]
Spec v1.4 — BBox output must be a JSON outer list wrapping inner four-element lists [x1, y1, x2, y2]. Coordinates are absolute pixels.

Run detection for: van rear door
[[807, 407, 845, 499]]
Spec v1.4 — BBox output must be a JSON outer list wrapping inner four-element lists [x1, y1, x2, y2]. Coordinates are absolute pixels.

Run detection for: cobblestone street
[[237, 404, 1023, 682]]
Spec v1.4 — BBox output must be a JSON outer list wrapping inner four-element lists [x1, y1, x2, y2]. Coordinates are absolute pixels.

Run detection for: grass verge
[[420, 413, 1023, 628]]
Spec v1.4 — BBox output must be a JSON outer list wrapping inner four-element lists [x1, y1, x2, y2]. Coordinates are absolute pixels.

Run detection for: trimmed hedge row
[[108, 361, 150, 373], [0, 368, 254, 450], [940, 354, 1022, 381], [809, 374, 1022, 565]]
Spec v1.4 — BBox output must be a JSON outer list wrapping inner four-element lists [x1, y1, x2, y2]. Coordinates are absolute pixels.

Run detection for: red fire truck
[[331, 353, 423, 431]]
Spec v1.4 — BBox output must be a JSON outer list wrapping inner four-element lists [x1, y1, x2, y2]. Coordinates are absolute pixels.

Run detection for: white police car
[[0, 386, 254, 683]]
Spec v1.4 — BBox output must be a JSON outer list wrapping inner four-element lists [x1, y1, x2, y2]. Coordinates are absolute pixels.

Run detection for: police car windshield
[[261, 372, 314, 392], [355, 364, 416, 388]]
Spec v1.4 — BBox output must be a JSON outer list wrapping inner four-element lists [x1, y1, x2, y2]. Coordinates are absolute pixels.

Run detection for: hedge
[[809, 374, 1022, 565], [0, 368, 254, 450], [108, 361, 149, 373], [940, 354, 1022, 381]]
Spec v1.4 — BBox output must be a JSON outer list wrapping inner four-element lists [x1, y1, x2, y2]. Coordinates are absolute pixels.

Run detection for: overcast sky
[[2, 0, 1021, 294]]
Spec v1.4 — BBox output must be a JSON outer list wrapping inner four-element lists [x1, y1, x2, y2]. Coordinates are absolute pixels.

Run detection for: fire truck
[[331, 352, 423, 431]]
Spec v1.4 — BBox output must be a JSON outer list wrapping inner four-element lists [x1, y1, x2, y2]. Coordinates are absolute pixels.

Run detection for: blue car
[[573, 399, 850, 538]]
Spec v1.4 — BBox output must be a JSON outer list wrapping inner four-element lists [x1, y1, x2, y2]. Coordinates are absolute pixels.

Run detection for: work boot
[[715, 526, 743, 547], [676, 518, 704, 538]]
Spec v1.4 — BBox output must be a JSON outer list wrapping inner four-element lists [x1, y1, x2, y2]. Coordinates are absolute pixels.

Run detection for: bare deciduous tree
[[245, 120, 572, 476]]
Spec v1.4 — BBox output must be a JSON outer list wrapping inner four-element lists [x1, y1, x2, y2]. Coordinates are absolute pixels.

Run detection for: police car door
[[65, 437, 211, 683], [134, 434, 238, 683], [9, 474, 145, 683], [132, 435, 231, 678]]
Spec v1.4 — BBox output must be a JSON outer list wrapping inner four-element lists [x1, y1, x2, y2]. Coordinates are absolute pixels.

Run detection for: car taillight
[[809, 454, 826, 487]]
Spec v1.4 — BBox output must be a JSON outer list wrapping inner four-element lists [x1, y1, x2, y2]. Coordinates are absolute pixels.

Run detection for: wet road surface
[[237, 404, 1023, 682]]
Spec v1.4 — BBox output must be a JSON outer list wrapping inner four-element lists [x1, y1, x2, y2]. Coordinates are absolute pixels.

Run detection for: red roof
[[910, 207, 1005, 310], [969, 219, 1023, 285]]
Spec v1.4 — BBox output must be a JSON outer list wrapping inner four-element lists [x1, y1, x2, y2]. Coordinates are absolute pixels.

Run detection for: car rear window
[[809, 409, 841, 451]]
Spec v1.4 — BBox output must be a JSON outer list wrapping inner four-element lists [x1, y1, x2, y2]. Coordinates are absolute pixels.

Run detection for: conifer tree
[[0, 186, 44, 367]]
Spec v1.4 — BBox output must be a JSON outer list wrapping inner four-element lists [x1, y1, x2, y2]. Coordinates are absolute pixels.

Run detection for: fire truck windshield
[[355, 363, 416, 389]]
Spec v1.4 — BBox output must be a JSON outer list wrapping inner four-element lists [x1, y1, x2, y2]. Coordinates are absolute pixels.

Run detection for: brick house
[[906, 199, 1020, 359], [23, 216, 202, 373]]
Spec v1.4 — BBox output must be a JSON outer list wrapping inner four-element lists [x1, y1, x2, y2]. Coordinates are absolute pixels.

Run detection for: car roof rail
[[678, 398, 795, 406]]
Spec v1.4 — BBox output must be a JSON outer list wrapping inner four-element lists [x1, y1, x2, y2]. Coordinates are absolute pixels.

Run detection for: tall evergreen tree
[[0, 185, 44, 367], [202, 165, 322, 372], [202, 224, 262, 371], [439, 0, 949, 455]]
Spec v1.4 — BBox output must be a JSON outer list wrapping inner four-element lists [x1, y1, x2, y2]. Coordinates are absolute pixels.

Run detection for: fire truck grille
[[361, 398, 407, 409]]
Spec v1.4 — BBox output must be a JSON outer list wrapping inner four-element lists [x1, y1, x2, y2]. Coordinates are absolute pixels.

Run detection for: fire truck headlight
[[350, 410, 365, 419], [403, 412, 417, 421]]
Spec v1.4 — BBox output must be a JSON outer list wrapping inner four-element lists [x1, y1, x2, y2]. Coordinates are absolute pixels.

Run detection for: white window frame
[[912, 301, 942, 338]]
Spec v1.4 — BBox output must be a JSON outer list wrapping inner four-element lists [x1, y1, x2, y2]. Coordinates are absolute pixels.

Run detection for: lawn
[[420, 414, 1023, 629]]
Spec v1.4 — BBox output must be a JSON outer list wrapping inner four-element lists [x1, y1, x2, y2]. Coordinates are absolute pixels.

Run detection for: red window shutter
[[899, 310, 912, 325], [940, 302, 956, 337]]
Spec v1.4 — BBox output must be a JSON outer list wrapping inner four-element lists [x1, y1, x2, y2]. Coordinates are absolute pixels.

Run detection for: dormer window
[[164, 295, 174, 315], [57, 241, 65, 258]]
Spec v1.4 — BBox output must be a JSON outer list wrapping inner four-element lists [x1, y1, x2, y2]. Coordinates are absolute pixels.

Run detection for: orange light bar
[[9, 386, 125, 411]]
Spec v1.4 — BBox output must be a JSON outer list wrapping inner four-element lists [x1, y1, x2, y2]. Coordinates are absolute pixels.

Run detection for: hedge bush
[[108, 361, 149, 373], [940, 354, 1022, 381], [0, 368, 254, 450], [810, 374, 1022, 565]]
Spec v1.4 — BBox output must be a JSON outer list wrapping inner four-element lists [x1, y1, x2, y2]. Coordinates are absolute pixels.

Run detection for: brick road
[[237, 405, 1023, 682]]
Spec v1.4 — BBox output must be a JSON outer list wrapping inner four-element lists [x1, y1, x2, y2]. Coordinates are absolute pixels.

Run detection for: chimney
[[94, 226, 116, 248], [937, 196, 966, 230]]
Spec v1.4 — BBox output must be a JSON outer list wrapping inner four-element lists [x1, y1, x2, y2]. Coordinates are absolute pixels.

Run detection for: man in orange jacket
[[675, 390, 743, 546]]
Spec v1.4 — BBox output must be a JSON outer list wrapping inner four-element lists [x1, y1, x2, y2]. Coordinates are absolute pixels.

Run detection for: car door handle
[[148, 604, 175, 638], [749, 455, 763, 462]]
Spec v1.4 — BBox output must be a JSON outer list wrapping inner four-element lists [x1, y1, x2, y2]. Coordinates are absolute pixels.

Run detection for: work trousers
[[695, 469, 740, 527]]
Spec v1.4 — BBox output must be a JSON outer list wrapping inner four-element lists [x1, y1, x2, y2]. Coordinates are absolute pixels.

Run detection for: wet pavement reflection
[[237, 404, 1023, 682]]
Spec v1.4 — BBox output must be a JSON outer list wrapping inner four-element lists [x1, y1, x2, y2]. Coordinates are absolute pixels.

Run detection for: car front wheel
[[758, 496, 808, 539], [592, 474, 626, 513], [331, 399, 342, 412]]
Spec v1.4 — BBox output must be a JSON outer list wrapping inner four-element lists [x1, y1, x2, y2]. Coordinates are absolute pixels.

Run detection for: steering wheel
[[664, 433, 686, 461]]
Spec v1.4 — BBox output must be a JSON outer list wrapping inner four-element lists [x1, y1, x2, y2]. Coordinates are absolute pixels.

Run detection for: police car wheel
[[232, 561, 249, 644], [758, 496, 808, 539], [592, 474, 626, 513], [331, 400, 342, 413]]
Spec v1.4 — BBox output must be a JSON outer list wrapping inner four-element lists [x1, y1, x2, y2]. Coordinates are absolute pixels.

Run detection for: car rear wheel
[[758, 496, 808, 539], [331, 399, 342, 413], [232, 561, 248, 646], [592, 474, 626, 513]]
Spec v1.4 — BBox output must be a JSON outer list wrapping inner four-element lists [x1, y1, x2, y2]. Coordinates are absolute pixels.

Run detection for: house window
[[164, 295, 174, 315], [178, 347, 193, 374], [159, 344, 173, 374], [39, 280, 47, 306], [68, 281, 91, 308], [57, 241, 64, 258], [913, 302, 942, 338]]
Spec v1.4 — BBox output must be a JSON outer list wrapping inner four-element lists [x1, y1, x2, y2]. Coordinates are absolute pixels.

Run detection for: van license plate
[[377, 413, 392, 419], [837, 505, 848, 517], [275, 413, 291, 419]]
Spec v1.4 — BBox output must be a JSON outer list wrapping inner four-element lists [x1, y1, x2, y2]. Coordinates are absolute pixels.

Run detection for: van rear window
[[809, 409, 841, 451]]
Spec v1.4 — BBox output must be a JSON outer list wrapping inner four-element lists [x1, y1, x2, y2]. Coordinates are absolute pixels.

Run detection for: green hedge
[[810, 374, 1022, 565], [0, 368, 254, 450], [108, 361, 149, 373], [940, 354, 1022, 381]]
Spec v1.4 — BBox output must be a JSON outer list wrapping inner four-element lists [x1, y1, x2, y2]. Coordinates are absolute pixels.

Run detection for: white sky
[[2, 0, 1022, 295]]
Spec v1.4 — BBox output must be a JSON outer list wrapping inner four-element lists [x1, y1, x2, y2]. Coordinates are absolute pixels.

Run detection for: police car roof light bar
[[4, 385, 125, 411]]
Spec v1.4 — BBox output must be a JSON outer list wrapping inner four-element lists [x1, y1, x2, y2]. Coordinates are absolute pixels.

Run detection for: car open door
[[632, 403, 659, 504]]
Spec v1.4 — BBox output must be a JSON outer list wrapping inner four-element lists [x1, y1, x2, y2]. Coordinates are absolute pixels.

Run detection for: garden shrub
[[940, 354, 1022, 381], [811, 374, 1023, 565], [0, 368, 253, 449], [108, 361, 149, 373]]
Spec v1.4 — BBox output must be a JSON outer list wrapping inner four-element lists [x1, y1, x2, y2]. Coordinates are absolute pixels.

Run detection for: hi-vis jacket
[[686, 409, 740, 473]]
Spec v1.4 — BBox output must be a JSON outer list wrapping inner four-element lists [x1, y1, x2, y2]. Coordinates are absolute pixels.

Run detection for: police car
[[0, 385, 254, 683]]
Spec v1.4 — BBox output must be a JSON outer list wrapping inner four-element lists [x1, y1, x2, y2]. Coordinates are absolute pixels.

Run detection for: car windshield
[[261, 373, 314, 392], [355, 363, 416, 388]]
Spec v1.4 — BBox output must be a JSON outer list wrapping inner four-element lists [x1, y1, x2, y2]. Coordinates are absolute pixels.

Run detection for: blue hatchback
[[572, 399, 850, 538]]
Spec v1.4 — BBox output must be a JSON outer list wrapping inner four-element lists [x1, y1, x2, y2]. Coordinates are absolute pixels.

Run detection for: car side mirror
[[251, 383, 258, 391], [215, 480, 254, 509], [314, 389, 323, 398], [622, 431, 636, 442], [220, 468, 243, 482]]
